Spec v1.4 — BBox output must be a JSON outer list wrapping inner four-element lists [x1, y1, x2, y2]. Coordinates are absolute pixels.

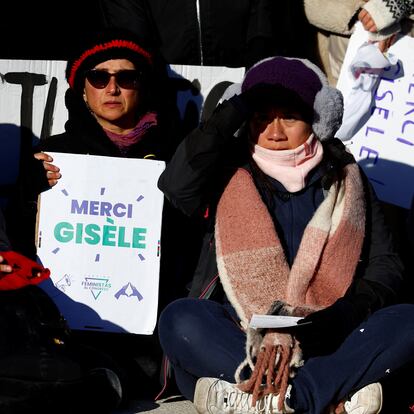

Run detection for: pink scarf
[[104, 111, 157, 154], [251, 134, 323, 192]]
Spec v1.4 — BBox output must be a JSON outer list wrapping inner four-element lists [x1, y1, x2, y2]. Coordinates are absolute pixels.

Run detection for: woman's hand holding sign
[[34, 152, 61, 187]]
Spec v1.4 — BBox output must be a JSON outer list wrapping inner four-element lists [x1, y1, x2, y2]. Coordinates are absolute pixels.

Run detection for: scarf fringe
[[237, 344, 292, 411]]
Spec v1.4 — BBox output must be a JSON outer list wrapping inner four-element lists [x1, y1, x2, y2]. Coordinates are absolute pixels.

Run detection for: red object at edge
[[0, 251, 51, 290]]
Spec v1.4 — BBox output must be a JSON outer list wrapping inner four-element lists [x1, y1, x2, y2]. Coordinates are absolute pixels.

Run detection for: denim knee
[[158, 298, 205, 361]]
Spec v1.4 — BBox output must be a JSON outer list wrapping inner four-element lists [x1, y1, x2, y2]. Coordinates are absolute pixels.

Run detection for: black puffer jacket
[[98, 0, 319, 67], [158, 97, 405, 321]]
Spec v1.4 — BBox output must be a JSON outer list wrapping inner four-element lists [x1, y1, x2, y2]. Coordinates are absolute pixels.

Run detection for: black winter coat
[[98, 0, 319, 68], [4, 87, 203, 398], [158, 97, 405, 323]]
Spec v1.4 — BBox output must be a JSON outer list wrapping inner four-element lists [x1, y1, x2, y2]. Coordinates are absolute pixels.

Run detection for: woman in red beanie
[[9, 27, 201, 407]]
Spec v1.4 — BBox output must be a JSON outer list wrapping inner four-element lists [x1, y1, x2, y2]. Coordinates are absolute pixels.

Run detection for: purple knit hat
[[241, 56, 344, 141], [242, 56, 322, 110]]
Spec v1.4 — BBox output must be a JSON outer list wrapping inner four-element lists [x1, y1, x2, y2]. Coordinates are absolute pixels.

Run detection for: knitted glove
[[294, 297, 367, 359]]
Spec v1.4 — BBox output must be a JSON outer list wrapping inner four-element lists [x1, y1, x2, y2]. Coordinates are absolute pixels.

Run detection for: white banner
[[37, 153, 165, 334], [0, 59, 68, 138], [337, 23, 414, 209]]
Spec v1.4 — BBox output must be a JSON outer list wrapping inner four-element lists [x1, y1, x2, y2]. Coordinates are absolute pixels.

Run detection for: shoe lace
[[260, 394, 280, 414], [224, 388, 256, 413], [224, 388, 280, 414]]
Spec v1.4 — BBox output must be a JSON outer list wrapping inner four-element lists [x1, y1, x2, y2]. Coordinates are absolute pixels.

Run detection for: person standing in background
[[97, 0, 320, 69], [304, 0, 414, 85]]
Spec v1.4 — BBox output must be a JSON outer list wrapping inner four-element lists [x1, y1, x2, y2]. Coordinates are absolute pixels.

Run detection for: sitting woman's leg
[[291, 303, 414, 414], [158, 298, 246, 400]]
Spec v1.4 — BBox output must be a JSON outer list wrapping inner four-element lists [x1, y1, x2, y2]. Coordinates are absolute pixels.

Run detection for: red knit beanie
[[66, 28, 153, 92]]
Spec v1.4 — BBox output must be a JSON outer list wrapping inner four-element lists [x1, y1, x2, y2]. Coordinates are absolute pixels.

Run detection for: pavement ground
[[114, 396, 197, 413]]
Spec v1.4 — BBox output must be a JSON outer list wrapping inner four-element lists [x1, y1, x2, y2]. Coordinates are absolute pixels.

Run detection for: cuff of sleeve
[[367, 22, 401, 41], [363, 0, 403, 31]]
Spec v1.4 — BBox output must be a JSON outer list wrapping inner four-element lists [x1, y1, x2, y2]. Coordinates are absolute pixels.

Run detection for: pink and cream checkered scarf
[[215, 163, 366, 409]]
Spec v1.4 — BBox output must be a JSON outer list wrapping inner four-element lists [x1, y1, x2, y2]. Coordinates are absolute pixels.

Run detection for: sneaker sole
[[193, 377, 217, 414]]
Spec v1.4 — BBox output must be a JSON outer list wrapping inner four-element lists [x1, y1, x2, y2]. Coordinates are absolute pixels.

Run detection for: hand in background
[[358, 6, 398, 54], [0, 251, 50, 288], [0, 255, 12, 273], [358, 8, 378, 32], [0, 256, 42, 278]]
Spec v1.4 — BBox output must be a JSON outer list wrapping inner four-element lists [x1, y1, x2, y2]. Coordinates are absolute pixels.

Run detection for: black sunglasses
[[85, 69, 142, 89]]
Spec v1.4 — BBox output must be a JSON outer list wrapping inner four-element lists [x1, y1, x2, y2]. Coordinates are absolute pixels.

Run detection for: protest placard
[[36, 153, 165, 334], [337, 23, 414, 209]]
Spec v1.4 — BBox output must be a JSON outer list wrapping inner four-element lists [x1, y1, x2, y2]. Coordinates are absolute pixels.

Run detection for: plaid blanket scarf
[[215, 164, 365, 409]]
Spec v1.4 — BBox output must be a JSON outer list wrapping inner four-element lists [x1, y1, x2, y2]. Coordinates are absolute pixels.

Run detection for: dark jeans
[[158, 298, 245, 400], [158, 298, 414, 413]]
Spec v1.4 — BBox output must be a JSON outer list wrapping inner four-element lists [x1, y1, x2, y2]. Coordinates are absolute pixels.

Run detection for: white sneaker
[[193, 377, 294, 414], [343, 383, 383, 414]]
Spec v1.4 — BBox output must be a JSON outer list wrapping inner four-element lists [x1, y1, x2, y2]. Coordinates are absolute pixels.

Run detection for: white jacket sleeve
[[335, 41, 398, 141]]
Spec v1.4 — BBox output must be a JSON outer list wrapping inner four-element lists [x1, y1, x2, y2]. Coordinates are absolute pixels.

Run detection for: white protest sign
[[337, 22, 414, 209], [37, 153, 165, 334]]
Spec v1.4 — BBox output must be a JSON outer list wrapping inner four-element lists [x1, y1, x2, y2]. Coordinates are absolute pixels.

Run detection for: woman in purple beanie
[[156, 55, 414, 413]]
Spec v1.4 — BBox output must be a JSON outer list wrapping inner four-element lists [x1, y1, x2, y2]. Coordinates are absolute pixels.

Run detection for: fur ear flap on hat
[[241, 56, 344, 141], [298, 58, 344, 141], [313, 85, 343, 141]]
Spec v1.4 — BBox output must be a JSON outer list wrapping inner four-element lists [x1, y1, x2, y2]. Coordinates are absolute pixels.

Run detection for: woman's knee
[[158, 298, 206, 355], [368, 304, 414, 338], [373, 303, 414, 320]]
